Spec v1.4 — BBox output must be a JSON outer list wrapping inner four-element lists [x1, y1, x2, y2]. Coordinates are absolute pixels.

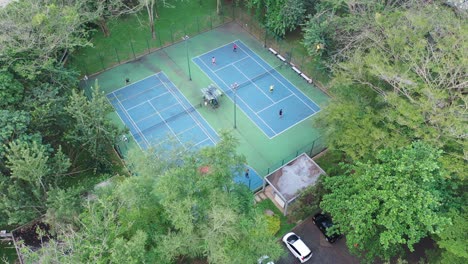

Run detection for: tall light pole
[[182, 35, 192, 81], [231, 82, 238, 129]]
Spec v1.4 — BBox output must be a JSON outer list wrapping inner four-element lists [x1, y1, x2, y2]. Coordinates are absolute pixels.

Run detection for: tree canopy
[[306, 0, 467, 262], [321, 142, 451, 262], [22, 133, 284, 263]]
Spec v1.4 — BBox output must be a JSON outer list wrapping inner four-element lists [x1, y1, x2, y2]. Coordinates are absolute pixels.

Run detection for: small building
[[262, 153, 326, 215]]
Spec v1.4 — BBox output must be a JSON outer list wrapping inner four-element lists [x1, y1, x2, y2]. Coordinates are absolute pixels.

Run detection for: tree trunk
[[145, 1, 156, 39], [98, 19, 110, 37], [217, 0, 222, 15]]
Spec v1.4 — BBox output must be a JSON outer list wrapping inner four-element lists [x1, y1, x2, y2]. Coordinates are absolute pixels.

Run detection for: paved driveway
[[276, 217, 360, 264]]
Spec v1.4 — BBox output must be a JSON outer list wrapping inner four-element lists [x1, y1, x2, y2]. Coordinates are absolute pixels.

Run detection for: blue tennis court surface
[[234, 166, 263, 191], [193, 40, 320, 138], [107, 72, 219, 150]]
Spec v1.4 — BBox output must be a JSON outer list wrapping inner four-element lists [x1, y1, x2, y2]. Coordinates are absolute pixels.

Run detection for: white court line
[[156, 73, 218, 146], [232, 64, 275, 103], [106, 95, 143, 151], [194, 41, 239, 59], [153, 123, 206, 149], [192, 138, 211, 149], [197, 57, 276, 136], [256, 94, 294, 114], [137, 100, 194, 129], [117, 82, 166, 102], [236, 40, 320, 113], [126, 90, 171, 111], [213, 56, 250, 72], [109, 74, 160, 95], [136, 101, 180, 124], [111, 94, 150, 149], [148, 100, 185, 149]]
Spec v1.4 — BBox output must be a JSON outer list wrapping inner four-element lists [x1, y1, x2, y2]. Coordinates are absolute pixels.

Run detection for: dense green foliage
[[245, 0, 306, 36], [321, 142, 451, 262], [303, 0, 467, 262], [1, 0, 465, 263], [0, 0, 122, 228], [22, 134, 284, 263]]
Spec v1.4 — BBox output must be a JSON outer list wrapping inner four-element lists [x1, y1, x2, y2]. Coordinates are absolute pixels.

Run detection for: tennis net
[[232, 63, 284, 91], [137, 103, 202, 137]]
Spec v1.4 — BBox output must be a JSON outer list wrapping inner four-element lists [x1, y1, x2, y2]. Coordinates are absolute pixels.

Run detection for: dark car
[[312, 213, 342, 243]]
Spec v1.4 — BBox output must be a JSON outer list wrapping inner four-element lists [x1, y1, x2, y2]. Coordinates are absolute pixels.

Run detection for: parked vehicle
[[257, 255, 274, 264], [282, 232, 313, 263], [312, 213, 342, 243]]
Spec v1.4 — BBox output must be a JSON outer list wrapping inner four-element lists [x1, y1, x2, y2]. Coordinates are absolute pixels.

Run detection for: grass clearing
[[256, 199, 296, 239], [69, 1, 224, 74]]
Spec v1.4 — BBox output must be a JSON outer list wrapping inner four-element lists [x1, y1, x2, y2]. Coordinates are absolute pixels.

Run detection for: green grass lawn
[[69, 1, 228, 74], [256, 199, 296, 239], [314, 150, 348, 176]]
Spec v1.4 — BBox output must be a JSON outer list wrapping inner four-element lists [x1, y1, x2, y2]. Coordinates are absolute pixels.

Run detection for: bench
[[268, 48, 278, 55], [300, 73, 313, 84], [277, 54, 286, 62], [292, 66, 301, 75]]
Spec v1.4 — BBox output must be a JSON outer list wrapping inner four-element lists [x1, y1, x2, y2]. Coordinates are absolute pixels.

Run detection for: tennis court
[[193, 40, 321, 138], [106, 72, 219, 150]]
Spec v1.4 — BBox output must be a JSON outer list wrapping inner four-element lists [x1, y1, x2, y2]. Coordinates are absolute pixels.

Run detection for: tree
[[81, 0, 141, 37], [0, 110, 30, 163], [0, 139, 70, 225], [245, 0, 306, 37], [22, 133, 284, 263], [0, 69, 24, 108], [64, 81, 124, 167], [320, 142, 451, 262], [314, 1, 467, 176], [139, 0, 157, 39], [152, 132, 283, 263], [433, 208, 468, 263], [0, 0, 92, 78]]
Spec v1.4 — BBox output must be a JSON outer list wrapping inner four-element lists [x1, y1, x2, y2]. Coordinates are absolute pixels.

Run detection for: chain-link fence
[[69, 6, 235, 75], [233, 7, 330, 95], [264, 137, 326, 176]]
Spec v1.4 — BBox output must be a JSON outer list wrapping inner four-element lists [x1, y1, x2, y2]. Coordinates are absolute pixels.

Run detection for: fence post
[[300, 54, 305, 69], [210, 14, 213, 29], [264, 28, 267, 48], [232, 5, 235, 20], [157, 28, 163, 48], [99, 53, 105, 70], [197, 17, 200, 33], [146, 39, 151, 54], [130, 41, 136, 59], [114, 48, 120, 64], [309, 140, 316, 157], [170, 26, 174, 43]]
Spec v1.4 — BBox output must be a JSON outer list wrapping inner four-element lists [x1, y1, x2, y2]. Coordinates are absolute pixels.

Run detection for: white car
[[282, 232, 313, 263], [257, 255, 274, 264]]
